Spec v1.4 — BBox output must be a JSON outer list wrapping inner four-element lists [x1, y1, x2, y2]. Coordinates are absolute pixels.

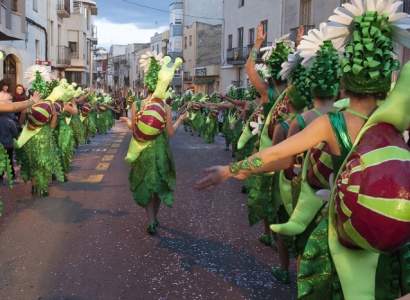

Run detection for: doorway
[[3, 55, 17, 92]]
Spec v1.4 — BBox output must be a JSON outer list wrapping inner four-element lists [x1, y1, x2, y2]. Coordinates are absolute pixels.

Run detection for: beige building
[[220, 0, 283, 91], [0, 0, 98, 90], [183, 22, 222, 95]]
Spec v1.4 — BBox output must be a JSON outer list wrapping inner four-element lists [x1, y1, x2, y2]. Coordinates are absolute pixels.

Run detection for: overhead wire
[[121, 0, 224, 21]]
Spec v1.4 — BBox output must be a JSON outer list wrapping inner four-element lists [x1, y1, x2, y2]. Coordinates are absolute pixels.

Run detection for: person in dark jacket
[[0, 112, 18, 181]]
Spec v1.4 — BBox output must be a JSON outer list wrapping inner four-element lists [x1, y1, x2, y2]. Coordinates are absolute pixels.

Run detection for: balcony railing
[[57, 46, 70, 66], [226, 47, 248, 65], [290, 25, 315, 44], [57, 0, 70, 18]]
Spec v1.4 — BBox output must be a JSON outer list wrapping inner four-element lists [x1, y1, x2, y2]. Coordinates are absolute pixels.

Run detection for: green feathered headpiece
[[144, 56, 161, 92], [226, 85, 236, 99], [235, 87, 246, 100], [264, 42, 294, 83], [340, 11, 400, 93], [308, 40, 340, 98], [31, 71, 49, 99], [281, 54, 313, 110], [327, 0, 410, 94], [210, 93, 219, 103]]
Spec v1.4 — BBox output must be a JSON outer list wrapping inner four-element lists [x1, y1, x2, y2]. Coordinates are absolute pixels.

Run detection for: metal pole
[[89, 47, 94, 88]]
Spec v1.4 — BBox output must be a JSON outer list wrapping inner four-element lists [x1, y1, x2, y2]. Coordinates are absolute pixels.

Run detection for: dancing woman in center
[[120, 52, 188, 235]]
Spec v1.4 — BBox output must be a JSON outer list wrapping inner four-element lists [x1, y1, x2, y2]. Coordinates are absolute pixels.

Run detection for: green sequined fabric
[[191, 112, 205, 134], [221, 112, 233, 144], [16, 124, 65, 190], [96, 110, 114, 134], [88, 110, 98, 137], [247, 173, 275, 226], [0, 143, 13, 186], [236, 134, 258, 161], [129, 131, 176, 208], [203, 118, 218, 143], [231, 121, 244, 149], [298, 216, 341, 299], [69, 114, 86, 148], [54, 118, 75, 173]]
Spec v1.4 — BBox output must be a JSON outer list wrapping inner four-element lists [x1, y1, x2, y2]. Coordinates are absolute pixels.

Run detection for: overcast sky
[[95, 0, 172, 50]]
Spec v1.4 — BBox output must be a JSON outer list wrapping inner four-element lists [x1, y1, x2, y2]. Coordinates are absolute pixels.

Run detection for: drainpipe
[[26, 17, 48, 61]]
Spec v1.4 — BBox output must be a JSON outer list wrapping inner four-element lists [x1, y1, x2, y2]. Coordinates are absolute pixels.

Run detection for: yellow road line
[[96, 163, 110, 171], [102, 155, 114, 161], [107, 149, 117, 154]]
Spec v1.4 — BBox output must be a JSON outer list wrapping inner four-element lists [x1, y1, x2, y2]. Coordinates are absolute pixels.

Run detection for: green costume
[[54, 115, 75, 174], [16, 124, 65, 191]]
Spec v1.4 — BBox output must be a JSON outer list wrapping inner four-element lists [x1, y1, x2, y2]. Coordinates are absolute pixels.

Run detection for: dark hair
[[344, 88, 387, 101], [0, 79, 10, 90]]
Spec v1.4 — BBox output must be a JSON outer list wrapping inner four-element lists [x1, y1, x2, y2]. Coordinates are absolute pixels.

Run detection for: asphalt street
[[0, 120, 297, 300]]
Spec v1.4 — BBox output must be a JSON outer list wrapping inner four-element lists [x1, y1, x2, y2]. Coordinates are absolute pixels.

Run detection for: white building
[[0, 0, 98, 90]]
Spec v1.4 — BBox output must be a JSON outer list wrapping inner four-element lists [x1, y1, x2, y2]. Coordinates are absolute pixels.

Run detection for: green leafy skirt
[[16, 124, 64, 190], [129, 131, 176, 208]]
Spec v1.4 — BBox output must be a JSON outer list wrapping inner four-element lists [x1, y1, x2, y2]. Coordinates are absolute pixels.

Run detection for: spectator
[[12, 84, 28, 131], [0, 112, 18, 182]]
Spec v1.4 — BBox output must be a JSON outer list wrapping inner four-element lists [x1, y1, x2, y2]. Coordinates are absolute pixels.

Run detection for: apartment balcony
[[290, 25, 315, 44], [74, 0, 98, 15], [227, 47, 248, 65], [57, 46, 70, 67], [57, 0, 71, 18]]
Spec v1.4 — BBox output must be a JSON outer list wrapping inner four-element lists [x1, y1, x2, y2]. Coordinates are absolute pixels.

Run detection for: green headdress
[[296, 23, 342, 98], [327, 0, 410, 93], [280, 53, 313, 109], [210, 92, 219, 103], [24, 65, 52, 98], [139, 51, 164, 93], [226, 85, 236, 98], [308, 41, 340, 98], [262, 35, 295, 83]]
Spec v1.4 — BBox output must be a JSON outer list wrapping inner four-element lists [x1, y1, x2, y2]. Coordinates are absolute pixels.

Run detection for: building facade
[[0, 0, 98, 91]]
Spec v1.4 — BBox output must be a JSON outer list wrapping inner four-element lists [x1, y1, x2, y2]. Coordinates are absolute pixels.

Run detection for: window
[[189, 35, 192, 46], [238, 27, 243, 47], [249, 28, 255, 45], [300, 0, 312, 25], [11, 0, 18, 12], [50, 21, 54, 46], [35, 39, 40, 59], [175, 19, 182, 25], [239, 0, 245, 7], [33, 0, 38, 12], [228, 34, 233, 49], [184, 36, 187, 49], [260, 20, 268, 47]]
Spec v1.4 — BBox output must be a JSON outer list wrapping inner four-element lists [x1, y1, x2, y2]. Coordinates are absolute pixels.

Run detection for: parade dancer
[[196, 1, 410, 297], [15, 67, 66, 197], [120, 52, 188, 235]]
